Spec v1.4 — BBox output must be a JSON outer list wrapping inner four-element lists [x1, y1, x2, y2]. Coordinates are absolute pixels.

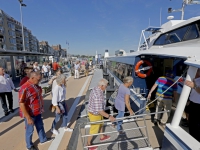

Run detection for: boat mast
[[168, 0, 200, 20]]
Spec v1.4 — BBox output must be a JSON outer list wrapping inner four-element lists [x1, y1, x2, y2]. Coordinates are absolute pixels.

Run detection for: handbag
[[108, 89, 119, 105]]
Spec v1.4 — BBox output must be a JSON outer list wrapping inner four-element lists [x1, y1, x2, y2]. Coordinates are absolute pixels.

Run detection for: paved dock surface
[[0, 71, 92, 150]]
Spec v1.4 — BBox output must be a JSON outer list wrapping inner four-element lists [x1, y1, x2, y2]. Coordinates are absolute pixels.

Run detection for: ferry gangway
[[78, 110, 169, 150]]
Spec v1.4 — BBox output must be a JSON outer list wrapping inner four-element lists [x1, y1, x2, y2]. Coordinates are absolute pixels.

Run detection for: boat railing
[[78, 110, 169, 150]]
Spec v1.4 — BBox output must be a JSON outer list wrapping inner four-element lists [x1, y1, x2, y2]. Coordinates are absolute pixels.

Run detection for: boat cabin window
[[184, 24, 199, 40], [154, 22, 199, 45], [107, 61, 133, 81]]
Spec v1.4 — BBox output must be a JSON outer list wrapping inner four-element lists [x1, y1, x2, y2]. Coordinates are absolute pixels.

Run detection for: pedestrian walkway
[[0, 71, 92, 150]]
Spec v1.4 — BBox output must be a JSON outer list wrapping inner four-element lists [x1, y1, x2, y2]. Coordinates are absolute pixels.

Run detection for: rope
[[134, 67, 188, 115]]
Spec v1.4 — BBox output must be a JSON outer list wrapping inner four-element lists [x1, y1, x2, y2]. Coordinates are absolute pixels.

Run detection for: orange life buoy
[[135, 60, 152, 78]]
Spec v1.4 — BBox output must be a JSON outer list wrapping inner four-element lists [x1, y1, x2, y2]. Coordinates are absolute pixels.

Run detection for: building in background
[[0, 9, 39, 52], [0, 9, 49, 77], [52, 44, 67, 63]]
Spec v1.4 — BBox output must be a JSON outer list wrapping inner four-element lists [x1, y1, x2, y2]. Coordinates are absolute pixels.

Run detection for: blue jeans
[[51, 101, 68, 129], [24, 114, 47, 149], [116, 110, 125, 131]]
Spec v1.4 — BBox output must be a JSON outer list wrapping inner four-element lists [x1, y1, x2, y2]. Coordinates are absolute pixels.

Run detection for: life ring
[[135, 60, 152, 78]]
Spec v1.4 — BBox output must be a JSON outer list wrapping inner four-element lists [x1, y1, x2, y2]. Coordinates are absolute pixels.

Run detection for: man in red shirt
[[52, 60, 59, 75], [19, 71, 54, 150]]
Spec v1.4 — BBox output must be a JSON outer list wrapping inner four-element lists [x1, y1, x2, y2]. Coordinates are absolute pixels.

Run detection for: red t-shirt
[[52, 62, 59, 70], [19, 76, 29, 86]]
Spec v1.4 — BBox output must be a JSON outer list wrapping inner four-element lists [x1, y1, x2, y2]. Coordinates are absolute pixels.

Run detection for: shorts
[[88, 113, 103, 134]]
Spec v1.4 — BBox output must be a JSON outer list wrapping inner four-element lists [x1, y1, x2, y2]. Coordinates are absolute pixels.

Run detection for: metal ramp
[[84, 121, 149, 150], [78, 111, 167, 150]]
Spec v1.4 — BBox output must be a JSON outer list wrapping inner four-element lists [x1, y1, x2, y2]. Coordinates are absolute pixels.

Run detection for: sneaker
[[10, 109, 14, 113], [27, 145, 37, 150], [4, 111, 9, 116], [40, 138, 54, 145], [87, 145, 98, 150], [100, 135, 110, 142], [64, 128, 73, 132], [51, 129, 59, 135]]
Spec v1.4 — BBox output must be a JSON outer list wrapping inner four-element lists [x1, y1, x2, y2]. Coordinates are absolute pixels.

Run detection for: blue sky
[[1, 0, 200, 56]]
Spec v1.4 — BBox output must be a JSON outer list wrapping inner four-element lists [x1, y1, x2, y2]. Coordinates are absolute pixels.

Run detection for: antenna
[[149, 18, 150, 27], [168, 0, 200, 20], [160, 8, 162, 26]]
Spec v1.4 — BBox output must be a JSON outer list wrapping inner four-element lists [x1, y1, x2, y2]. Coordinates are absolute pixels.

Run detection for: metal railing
[[78, 110, 169, 150]]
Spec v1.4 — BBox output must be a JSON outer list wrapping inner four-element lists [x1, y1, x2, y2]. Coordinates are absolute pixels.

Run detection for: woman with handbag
[[111, 76, 135, 135], [51, 74, 73, 135]]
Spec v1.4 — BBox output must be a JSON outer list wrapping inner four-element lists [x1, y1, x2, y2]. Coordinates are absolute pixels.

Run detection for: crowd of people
[[0, 59, 93, 150], [2, 58, 200, 149]]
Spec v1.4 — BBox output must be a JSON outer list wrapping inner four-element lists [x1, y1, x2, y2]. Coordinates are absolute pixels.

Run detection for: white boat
[[102, 1, 200, 149]]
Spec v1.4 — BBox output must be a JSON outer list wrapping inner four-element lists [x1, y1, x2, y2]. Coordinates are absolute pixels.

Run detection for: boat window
[[183, 24, 199, 41], [107, 61, 133, 82], [154, 23, 199, 45], [154, 34, 165, 45]]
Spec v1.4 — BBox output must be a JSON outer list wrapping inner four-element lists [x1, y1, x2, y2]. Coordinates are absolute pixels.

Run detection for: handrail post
[[78, 123, 85, 150], [142, 115, 151, 147]]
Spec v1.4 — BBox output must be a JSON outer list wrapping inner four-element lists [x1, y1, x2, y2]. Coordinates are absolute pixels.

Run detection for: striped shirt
[[155, 76, 177, 99], [88, 86, 105, 115], [19, 80, 44, 117]]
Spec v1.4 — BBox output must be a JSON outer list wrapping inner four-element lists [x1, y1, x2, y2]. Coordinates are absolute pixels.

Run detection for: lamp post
[[18, 0, 26, 62]]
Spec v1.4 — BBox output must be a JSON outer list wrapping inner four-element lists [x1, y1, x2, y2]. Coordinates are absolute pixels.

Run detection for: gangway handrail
[[79, 110, 169, 149], [84, 137, 148, 148], [88, 110, 169, 124], [81, 126, 146, 137]]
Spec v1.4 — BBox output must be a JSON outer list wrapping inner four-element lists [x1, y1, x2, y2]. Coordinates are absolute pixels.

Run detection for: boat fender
[[135, 60, 152, 78]]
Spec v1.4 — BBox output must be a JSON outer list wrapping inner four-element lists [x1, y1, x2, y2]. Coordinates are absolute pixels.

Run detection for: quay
[[0, 67, 165, 150], [0, 68, 92, 150], [0, 62, 198, 150]]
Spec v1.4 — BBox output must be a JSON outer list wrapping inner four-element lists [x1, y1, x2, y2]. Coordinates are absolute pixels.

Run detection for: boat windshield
[[154, 21, 200, 45]]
